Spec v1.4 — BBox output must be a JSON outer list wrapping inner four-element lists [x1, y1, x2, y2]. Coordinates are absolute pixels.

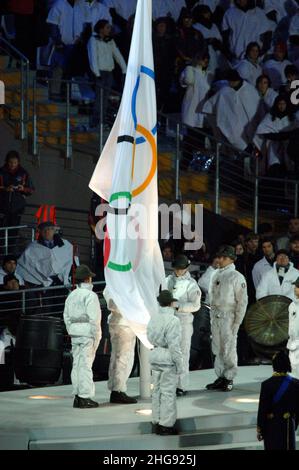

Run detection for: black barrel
[[14, 316, 64, 385]]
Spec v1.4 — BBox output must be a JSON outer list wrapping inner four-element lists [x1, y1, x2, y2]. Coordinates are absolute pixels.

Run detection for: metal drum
[[244, 295, 291, 358], [14, 316, 64, 385]]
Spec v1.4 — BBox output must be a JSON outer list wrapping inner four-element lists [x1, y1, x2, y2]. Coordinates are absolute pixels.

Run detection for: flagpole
[[139, 342, 151, 399]]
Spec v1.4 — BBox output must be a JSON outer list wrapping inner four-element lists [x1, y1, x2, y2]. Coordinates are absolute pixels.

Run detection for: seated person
[[0, 255, 24, 286], [17, 221, 75, 288]]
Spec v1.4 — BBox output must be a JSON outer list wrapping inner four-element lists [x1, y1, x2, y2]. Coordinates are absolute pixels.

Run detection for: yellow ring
[[132, 124, 157, 198]]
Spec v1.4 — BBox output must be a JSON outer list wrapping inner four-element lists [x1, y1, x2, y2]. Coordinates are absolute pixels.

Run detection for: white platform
[[1, 365, 297, 450]]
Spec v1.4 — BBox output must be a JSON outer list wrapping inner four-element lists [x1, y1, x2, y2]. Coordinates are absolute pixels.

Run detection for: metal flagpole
[[139, 341, 151, 399]]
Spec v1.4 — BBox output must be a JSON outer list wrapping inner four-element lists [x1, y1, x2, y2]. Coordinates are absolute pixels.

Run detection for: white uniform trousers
[[108, 323, 136, 392], [177, 317, 193, 390], [211, 312, 238, 381], [290, 349, 299, 379], [71, 336, 100, 398], [151, 365, 177, 427]]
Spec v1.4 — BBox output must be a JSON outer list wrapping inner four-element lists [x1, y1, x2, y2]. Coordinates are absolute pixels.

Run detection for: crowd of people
[[2, 1, 299, 174]]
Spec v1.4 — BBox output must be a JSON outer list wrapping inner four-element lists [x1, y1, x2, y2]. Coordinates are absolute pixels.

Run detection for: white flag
[[89, 0, 165, 347]]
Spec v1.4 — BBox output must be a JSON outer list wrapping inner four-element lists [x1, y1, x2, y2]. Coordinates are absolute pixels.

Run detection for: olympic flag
[[89, 0, 165, 347]]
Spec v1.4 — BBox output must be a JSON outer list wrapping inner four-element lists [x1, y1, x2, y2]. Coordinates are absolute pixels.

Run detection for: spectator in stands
[[180, 50, 213, 169], [76, 0, 112, 28], [222, 0, 273, 61], [162, 244, 173, 262], [263, 43, 292, 91], [153, 0, 187, 23], [233, 239, 246, 276], [282, 64, 299, 94], [255, 74, 278, 124], [0, 274, 22, 322], [256, 249, 299, 301], [288, 6, 299, 63], [277, 218, 299, 251], [0, 255, 24, 286], [263, 0, 297, 25], [192, 4, 226, 75], [255, 95, 297, 178], [236, 42, 263, 86], [0, 150, 34, 253], [87, 19, 126, 128], [203, 69, 260, 151], [289, 235, 299, 270], [175, 9, 206, 76], [102, 0, 137, 32], [252, 238, 276, 289], [153, 17, 176, 114], [47, 0, 91, 101], [242, 233, 261, 304], [17, 221, 75, 288], [198, 254, 220, 304]]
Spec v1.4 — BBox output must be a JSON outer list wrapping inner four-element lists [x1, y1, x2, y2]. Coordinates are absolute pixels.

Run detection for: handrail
[[0, 36, 30, 139]]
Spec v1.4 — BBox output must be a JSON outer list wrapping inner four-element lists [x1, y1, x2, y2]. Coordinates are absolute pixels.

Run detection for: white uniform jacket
[[256, 262, 299, 301], [166, 271, 202, 319], [147, 306, 183, 374], [63, 283, 102, 341], [287, 299, 299, 352], [209, 263, 248, 327]]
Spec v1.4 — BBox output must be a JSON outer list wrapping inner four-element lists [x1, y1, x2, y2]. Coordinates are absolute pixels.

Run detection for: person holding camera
[[0, 150, 34, 253]]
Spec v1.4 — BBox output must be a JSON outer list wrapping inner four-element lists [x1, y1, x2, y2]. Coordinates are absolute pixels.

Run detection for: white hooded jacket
[[63, 283, 102, 340], [209, 263, 248, 326], [287, 298, 299, 351], [147, 306, 183, 374], [166, 271, 201, 319]]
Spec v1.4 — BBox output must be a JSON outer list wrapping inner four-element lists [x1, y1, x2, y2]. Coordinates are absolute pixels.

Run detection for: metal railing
[[0, 36, 29, 139], [0, 225, 35, 256], [0, 281, 106, 321]]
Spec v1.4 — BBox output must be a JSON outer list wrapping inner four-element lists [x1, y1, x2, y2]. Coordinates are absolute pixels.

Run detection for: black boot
[[156, 424, 178, 435], [73, 395, 80, 408], [206, 377, 225, 390], [221, 378, 233, 391], [176, 388, 187, 397], [77, 397, 99, 408], [110, 391, 137, 404]]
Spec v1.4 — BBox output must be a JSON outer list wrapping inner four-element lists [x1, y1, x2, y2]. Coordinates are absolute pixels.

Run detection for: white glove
[[287, 338, 299, 351]]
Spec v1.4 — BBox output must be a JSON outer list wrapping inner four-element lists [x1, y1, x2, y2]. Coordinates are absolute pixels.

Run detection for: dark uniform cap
[[38, 221, 56, 230], [157, 290, 177, 306], [216, 245, 237, 260], [75, 265, 96, 282], [172, 254, 191, 269], [292, 276, 299, 287]]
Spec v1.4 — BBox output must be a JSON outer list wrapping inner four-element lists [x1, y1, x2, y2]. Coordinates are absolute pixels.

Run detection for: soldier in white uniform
[[63, 265, 102, 408], [206, 245, 248, 392], [103, 287, 137, 404], [287, 277, 299, 379], [166, 255, 201, 396], [147, 290, 183, 435]]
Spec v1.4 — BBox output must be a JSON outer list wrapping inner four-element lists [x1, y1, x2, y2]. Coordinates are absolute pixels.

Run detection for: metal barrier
[[0, 36, 29, 139], [0, 225, 35, 257]]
